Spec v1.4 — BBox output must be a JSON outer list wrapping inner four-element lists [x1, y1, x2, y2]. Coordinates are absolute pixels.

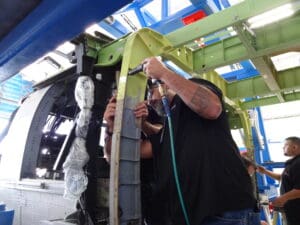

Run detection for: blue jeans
[[200, 208, 261, 225]]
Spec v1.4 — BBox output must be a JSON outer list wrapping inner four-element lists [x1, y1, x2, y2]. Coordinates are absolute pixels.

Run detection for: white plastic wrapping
[[63, 76, 95, 200], [63, 168, 88, 200], [63, 138, 89, 169], [74, 76, 94, 109], [63, 137, 90, 200], [75, 109, 92, 138]]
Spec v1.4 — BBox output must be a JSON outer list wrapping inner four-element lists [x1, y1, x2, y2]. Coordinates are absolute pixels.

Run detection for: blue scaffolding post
[[252, 107, 282, 225]]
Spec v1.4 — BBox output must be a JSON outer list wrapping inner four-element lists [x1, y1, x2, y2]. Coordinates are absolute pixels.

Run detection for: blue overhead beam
[[190, 0, 216, 14], [221, 60, 259, 81], [204, 0, 221, 13], [221, 68, 259, 81], [134, 8, 147, 27], [98, 21, 128, 38], [255, 107, 272, 163], [0, 0, 132, 83], [143, 10, 158, 26], [116, 0, 152, 14], [219, 0, 231, 8], [107, 0, 220, 37], [150, 5, 206, 34], [162, 0, 169, 19], [212, 0, 222, 10]]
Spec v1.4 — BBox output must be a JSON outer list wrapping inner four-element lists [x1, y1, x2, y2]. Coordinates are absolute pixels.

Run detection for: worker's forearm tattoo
[[190, 86, 210, 114]]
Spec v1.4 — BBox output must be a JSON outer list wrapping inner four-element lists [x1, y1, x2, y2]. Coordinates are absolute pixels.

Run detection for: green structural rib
[[107, 29, 173, 225]]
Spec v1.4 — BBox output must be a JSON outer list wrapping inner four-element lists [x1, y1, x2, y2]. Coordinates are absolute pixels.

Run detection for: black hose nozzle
[[128, 64, 144, 75]]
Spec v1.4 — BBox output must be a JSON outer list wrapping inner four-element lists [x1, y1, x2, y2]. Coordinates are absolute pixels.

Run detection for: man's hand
[[271, 196, 287, 207], [103, 96, 116, 132], [134, 100, 148, 121], [256, 165, 282, 181], [256, 165, 267, 174], [142, 57, 169, 80]]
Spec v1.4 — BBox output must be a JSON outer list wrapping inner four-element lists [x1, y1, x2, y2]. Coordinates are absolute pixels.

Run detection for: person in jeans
[[257, 136, 300, 225], [140, 57, 260, 225]]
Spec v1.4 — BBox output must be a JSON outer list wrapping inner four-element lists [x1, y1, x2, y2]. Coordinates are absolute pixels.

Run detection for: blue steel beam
[[221, 60, 259, 81], [0, 0, 131, 83], [149, 5, 207, 34], [134, 7, 147, 27], [143, 10, 158, 26], [220, 0, 231, 8], [111, 0, 218, 36], [116, 0, 152, 14], [212, 0, 222, 10], [204, 0, 221, 13], [190, 0, 218, 14], [255, 108, 272, 163], [162, 0, 169, 18], [98, 21, 128, 38]]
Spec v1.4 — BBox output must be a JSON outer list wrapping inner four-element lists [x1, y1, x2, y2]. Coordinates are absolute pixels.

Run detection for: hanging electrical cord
[[156, 80, 191, 225]]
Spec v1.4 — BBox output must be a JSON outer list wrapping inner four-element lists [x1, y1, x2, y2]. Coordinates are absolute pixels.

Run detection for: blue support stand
[[252, 108, 283, 225], [0, 203, 14, 225]]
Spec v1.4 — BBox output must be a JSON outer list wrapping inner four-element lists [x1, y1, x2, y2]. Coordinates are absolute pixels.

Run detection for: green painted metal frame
[[92, 0, 300, 111], [107, 29, 173, 225]]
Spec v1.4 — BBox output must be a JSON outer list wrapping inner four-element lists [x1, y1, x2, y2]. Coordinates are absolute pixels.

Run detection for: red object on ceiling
[[182, 10, 207, 25]]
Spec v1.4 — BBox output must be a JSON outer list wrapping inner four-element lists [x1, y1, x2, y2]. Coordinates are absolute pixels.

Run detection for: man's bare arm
[[257, 166, 281, 181], [143, 57, 222, 119]]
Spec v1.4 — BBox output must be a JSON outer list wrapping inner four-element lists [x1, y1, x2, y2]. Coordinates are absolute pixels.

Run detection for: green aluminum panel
[[192, 15, 300, 73], [278, 67, 300, 90], [255, 16, 300, 55], [192, 36, 248, 73], [241, 92, 300, 109], [227, 67, 300, 100], [96, 38, 127, 66]]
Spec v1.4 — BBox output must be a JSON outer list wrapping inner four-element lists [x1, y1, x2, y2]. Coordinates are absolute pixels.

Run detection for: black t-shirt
[[152, 78, 256, 225], [141, 107, 166, 223], [280, 155, 300, 225]]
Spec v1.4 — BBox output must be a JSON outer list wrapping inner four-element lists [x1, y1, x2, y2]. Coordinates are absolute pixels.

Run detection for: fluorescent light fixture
[[248, 3, 298, 29], [271, 52, 300, 71]]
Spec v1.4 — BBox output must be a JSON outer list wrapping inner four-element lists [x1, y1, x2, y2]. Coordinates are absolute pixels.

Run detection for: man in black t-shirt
[[257, 136, 300, 225], [141, 57, 259, 225]]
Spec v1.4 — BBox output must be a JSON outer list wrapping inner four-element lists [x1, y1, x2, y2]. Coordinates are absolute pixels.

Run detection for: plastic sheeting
[[63, 76, 94, 200]]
